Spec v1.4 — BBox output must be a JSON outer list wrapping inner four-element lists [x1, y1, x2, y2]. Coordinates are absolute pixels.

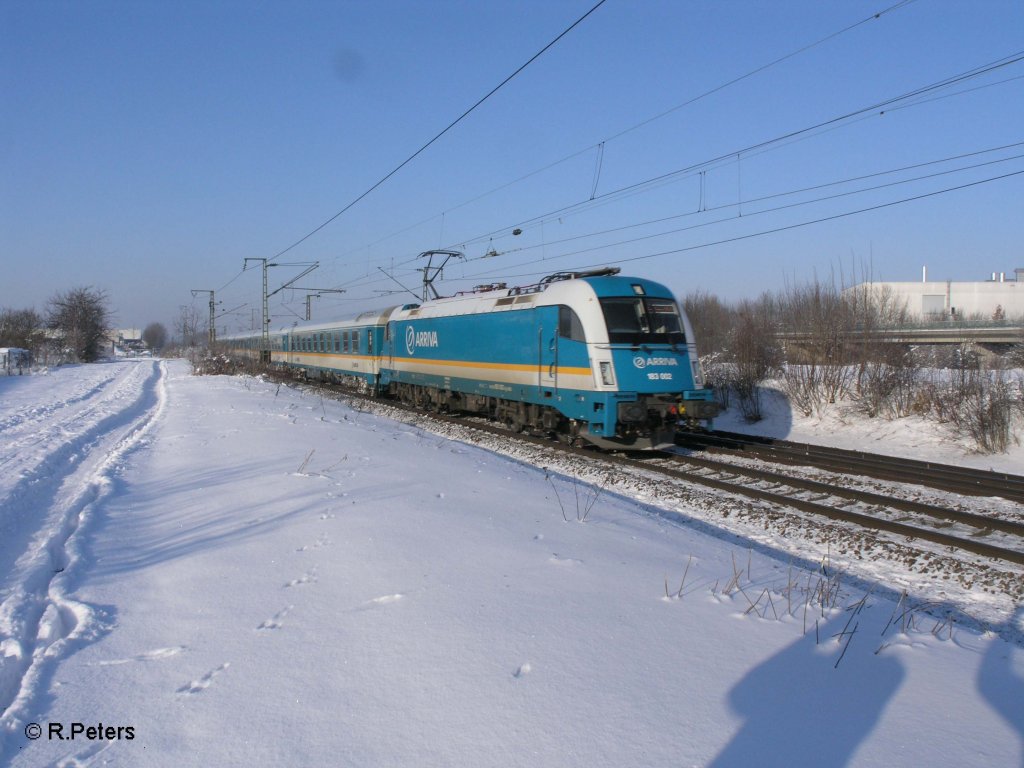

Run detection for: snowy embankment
[[1, 360, 1021, 767], [715, 381, 1024, 475]]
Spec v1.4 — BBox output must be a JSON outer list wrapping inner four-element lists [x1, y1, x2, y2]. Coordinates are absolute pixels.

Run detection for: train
[[221, 268, 719, 449]]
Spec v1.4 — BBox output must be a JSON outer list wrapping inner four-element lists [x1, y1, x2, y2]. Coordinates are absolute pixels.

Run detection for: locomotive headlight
[[599, 361, 615, 385]]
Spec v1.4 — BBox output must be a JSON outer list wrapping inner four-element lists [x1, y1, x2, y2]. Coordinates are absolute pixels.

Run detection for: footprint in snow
[[256, 605, 293, 631], [296, 535, 331, 552], [61, 738, 117, 766], [352, 594, 404, 612], [176, 662, 230, 695], [368, 593, 403, 606], [285, 571, 317, 588], [549, 553, 583, 566], [94, 646, 186, 666]]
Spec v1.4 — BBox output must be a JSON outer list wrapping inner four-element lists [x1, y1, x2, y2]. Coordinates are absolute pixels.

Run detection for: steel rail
[[659, 452, 1024, 538], [676, 430, 1024, 503]]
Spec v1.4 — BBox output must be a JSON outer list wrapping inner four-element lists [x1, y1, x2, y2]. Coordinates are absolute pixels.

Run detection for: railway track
[[641, 451, 1024, 566], [280, 374, 1024, 568], [676, 429, 1024, 504]]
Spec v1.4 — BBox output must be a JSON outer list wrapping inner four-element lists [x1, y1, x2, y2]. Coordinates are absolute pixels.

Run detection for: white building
[[853, 268, 1024, 321]]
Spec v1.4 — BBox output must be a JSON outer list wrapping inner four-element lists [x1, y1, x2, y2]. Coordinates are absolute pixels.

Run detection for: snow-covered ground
[[1, 360, 1021, 767], [715, 381, 1024, 475]]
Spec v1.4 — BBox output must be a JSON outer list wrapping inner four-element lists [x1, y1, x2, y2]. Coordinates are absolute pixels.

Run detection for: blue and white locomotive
[[223, 268, 719, 449]]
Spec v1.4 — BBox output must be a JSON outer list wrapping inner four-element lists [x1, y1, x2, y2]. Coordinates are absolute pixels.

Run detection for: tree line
[[0, 286, 167, 365], [684, 277, 1024, 453]]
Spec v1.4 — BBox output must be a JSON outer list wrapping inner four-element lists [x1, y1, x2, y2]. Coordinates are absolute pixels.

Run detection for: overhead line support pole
[[243, 258, 272, 362], [190, 289, 220, 346]]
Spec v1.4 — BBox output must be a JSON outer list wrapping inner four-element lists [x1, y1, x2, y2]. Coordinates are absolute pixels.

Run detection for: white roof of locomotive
[[389, 279, 598, 321], [255, 274, 619, 337]]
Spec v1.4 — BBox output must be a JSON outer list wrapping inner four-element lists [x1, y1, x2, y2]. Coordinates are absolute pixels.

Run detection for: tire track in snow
[[0, 366, 123, 440], [0, 363, 157, 586], [0, 360, 168, 756]]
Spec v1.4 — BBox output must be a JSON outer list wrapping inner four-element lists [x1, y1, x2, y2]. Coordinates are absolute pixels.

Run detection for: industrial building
[[853, 268, 1024, 321]]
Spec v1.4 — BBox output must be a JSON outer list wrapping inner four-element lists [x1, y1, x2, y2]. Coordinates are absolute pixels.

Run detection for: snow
[[715, 381, 1024, 475], [1, 360, 1022, 766]]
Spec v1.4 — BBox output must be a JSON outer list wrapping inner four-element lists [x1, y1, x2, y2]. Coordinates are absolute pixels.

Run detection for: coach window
[[558, 305, 586, 342], [368, 329, 374, 355]]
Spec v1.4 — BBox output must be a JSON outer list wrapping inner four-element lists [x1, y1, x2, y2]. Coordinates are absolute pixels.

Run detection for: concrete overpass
[[780, 322, 1024, 358]]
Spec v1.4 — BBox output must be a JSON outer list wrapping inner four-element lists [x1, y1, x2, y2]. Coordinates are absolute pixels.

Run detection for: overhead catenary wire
[[215, 7, 1021, 325], [267, 0, 609, 262], [465, 169, 1024, 283], [327, 148, 1024, 296], [326, 0, 919, 270], [441, 49, 1024, 254], [233, 160, 1024, 331], [460, 142, 1024, 265]]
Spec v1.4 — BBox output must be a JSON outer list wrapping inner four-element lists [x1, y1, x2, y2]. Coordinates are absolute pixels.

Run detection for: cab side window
[[558, 305, 586, 342]]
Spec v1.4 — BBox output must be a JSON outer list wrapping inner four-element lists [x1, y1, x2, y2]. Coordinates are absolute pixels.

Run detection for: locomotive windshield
[[600, 297, 686, 345]]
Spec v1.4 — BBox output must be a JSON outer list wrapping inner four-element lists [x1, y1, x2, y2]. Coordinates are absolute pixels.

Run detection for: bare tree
[[0, 307, 46, 353], [142, 322, 168, 351], [46, 287, 111, 363], [175, 305, 203, 348], [730, 295, 781, 422], [683, 290, 733, 357], [845, 282, 919, 418], [684, 290, 737, 408], [777, 278, 851, 416]]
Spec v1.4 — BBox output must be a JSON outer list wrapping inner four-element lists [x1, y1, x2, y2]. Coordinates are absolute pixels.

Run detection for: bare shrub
[[684, 291, 737, 409], [700, 352, 734, 409], [853, 346, 922, 418], [957, 372, 1016, 454], [192, 347, 269, 377], [926, 352, 1019, 453], [777, 278, 851, 416], [845, 283, 920, 418], [731, 297, 781, 422]]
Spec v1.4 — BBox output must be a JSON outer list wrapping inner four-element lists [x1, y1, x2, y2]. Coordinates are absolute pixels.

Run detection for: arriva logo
[[405, 325, 438, 355], [633, 356, 679, 369]]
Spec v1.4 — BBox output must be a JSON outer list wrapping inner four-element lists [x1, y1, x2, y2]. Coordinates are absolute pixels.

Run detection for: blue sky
[[2, 0, 1022, 334]]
